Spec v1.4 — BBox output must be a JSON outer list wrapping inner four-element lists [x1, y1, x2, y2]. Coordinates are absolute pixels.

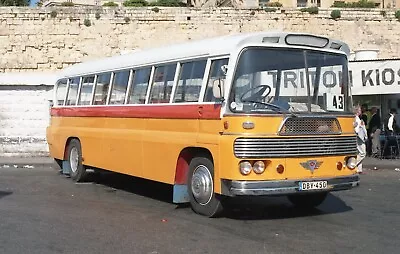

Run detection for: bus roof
[[60, 31, 350, 78]]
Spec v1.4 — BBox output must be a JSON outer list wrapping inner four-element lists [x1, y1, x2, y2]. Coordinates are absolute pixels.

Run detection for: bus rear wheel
[[287, 192, 328, 209], [187, 156, 223, 217], [67, 139, 87, 182]]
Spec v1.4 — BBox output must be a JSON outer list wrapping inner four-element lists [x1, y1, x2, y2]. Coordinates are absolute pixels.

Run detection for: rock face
[[0, 7, 399, 73]]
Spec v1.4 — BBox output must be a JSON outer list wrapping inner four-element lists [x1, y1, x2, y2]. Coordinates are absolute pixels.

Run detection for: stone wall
[[0, 84, 53, 157], [1, 7, 400, 156], [1, 7, 400, 73]]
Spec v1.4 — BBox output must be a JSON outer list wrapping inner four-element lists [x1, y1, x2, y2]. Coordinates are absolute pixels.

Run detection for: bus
[[47, 32, 359, 217]]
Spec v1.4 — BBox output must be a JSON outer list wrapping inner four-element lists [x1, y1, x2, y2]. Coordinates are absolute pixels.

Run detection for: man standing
[[382, 108, 399, 158], [368, 107, 381, 157], [387, 108, 397, 135], [354, 106, 367, 174]]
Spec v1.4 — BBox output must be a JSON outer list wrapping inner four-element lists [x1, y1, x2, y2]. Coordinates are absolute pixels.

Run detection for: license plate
[[299, 181, 328, 191]]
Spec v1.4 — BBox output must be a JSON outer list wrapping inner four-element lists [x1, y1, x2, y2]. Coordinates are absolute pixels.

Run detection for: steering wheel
[[240, 85, 272, 102]]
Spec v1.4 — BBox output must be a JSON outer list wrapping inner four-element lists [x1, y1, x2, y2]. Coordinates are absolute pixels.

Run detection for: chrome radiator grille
[[234, 136, 357, 158], [279, 117, 341, 135]]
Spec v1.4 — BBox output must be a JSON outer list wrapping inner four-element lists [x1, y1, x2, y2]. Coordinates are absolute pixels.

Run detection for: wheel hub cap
[[69, 147, 79, 173], [191, 165, 213, 205]]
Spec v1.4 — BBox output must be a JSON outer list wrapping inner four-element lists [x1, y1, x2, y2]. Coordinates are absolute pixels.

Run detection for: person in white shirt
[[354, 105, 367, 174], [382, 108, 399, 158], [387, 108, 397, 134]]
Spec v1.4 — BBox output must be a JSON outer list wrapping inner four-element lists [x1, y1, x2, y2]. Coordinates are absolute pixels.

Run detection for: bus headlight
[[239, 161, 252, 175], [253, 161, 265, 174], [346, 157, 357, 169]]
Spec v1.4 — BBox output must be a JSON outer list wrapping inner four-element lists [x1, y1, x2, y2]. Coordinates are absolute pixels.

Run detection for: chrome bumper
[[222, 175, 360, 196]]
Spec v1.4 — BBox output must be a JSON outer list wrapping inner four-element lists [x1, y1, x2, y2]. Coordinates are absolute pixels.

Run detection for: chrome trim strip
[[233, 136, 358, 158], [222, 113, 354, 118], [223, 175, 359, 196], [221, 132, 355, 136]]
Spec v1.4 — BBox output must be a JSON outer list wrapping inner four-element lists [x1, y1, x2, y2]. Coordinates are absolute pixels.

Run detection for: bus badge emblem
[[300, 160, 323, 174]]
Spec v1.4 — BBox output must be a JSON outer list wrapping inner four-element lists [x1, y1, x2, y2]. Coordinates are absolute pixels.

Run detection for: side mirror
[[212, 79, 224, 99], [221, 65, 228, 76]]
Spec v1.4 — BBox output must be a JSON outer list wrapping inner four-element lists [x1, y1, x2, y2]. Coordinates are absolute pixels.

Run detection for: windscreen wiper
[[243, 100, 297, 117]]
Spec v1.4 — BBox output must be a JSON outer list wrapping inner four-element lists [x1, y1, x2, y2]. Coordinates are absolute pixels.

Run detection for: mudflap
[[173, 184, 190, 203]]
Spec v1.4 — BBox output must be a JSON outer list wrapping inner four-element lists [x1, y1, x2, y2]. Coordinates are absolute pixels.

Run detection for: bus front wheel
[[287, 192, 327, 209], [67, 139, 87, 182], [187, 156, 223, 217]]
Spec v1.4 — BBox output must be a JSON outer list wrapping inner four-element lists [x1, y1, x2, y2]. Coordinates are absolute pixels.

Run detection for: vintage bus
[[47, 32, 359, 217]]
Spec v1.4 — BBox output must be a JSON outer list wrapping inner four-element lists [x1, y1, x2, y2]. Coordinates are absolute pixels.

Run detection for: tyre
[[67, 139, 87, 182], [288, 192, 328, 209], [187, 156, 223, 217]]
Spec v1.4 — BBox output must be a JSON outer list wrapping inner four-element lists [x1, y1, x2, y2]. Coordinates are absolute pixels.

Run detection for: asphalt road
[[0, 165, 399, 254]]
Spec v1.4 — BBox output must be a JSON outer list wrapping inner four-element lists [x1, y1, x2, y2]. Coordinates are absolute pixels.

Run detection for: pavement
[[1, 163, 400, 253], [0, 156, 54, 168]]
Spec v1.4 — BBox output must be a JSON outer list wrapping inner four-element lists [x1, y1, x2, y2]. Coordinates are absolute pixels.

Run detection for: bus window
[[93, 73, 111, 105], [149, 64, 177, 104], [55, 79, 67, 106], [66, 77, 80, 106], [204, 58, 228, 102], [173, 60, 207, 103], [78, 76, 95, 105], [110, 70, 130, 105], [127, 68, 151, 104]]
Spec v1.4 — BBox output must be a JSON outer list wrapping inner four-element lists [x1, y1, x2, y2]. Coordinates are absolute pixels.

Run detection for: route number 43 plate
[[299, 181, 328, 191], [325, 93, 344, 112]]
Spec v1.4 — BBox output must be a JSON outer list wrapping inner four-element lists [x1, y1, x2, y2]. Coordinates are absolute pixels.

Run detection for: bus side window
[[173, 60, 207, 103], [149, 64, 177, 104], [55, 79, 67, 106], [93, 73, 112, 105], [204, 58, 229, 102], [128, 68, 151, 104], [110, 70, 130, 105], [78, 76, 95, 105], [66, 77, 80, 106]]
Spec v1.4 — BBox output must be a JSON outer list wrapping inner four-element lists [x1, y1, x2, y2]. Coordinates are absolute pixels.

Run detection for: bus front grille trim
[[234, 136, 357, 158]]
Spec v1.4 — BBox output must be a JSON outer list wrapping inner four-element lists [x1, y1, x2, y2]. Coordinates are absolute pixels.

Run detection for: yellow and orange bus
[[47, 32, 359, 217]]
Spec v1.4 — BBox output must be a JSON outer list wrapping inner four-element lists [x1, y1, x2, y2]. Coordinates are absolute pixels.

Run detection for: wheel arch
[[172, 147, 214, 204], [63, 136, 80, 160], [174, 147, 213, 185]]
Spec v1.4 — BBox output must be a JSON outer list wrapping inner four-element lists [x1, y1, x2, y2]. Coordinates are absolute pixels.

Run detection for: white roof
[[60, 31, 350, 78]]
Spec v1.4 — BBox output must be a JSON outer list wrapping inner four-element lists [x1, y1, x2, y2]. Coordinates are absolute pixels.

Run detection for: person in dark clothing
[[368, 107, 381, 157], [361, 104, 369, 127]]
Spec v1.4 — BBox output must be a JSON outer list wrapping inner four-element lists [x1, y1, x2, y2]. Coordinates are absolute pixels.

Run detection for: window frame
[[148, 63, 179, 104], [172, 59, 208, 104], [109, 69, 131, 105], [77, 75, 96, 106], [200, 56, 230, 103]]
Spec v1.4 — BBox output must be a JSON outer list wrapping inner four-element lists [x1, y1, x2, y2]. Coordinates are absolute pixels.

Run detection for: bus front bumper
[[221, 175, 360, 196]]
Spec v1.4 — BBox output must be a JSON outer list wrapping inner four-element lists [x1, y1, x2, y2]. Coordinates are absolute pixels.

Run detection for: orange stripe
[[50, 104, 222, 119]]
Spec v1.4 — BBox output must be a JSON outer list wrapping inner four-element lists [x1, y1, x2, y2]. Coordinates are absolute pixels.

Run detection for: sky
[[30, 0, 39, 6]]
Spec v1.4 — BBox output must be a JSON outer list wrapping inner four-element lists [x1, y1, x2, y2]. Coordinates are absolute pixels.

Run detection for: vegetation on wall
[[123, 0, 148, 6], [102, 1, 119, 6], [0, 0, 29, 6], [332, 0, 377, 8], [122, 0, 186, 6], [265, 1, 282, 7], [300, 7, 319, 14], [395, 10, 400, 21], [331, 9, 341, 19]]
